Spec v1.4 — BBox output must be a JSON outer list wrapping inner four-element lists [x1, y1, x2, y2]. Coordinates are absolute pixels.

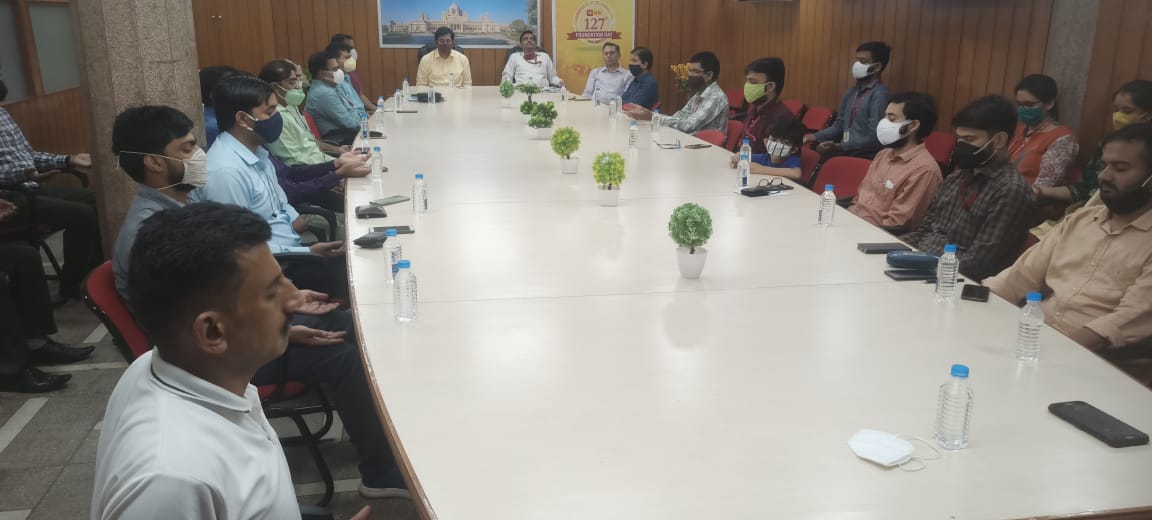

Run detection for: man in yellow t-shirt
[[416, 27, 472, 87]]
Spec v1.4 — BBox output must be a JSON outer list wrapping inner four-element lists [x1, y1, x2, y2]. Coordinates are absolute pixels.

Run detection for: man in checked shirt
[[901, 95, 1035, 282], [0, 78, 101, 300]]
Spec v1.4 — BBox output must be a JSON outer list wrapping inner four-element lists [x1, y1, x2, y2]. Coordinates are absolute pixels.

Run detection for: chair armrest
[[835, 196, 854, 208], [295, 204, 338, 243], [299, 504, 334, 520]]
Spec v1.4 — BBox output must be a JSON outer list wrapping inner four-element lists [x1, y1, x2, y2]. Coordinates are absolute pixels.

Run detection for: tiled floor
[[0, 261, 419, 520]]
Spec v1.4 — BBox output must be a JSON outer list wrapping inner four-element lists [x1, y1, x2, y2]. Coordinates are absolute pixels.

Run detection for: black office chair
[[504, 45, 548, 64], [0, 168, 90, 280]]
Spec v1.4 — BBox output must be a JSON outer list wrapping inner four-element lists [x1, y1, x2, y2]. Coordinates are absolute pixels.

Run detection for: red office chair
[[924, 131, 956, 169], [725, 88, 744, 116], [802, 106, 834, 132], [782, 99, 806, 118], [801, 147, 822, 187], [694, 130, 726, 148], [725, 120, 746, 152], [82, 261, 338, 506], [303, 111, 323, 140], [809, 156, 871, 198]]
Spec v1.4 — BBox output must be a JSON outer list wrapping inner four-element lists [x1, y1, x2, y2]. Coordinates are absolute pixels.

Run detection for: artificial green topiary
[[592, 152, 626, 189], [550, 127, 581, 158], [520, 100, 537, 115], [668, 203, 713, 254], [516, 83, 541, 103], [499, 80, 515, 98], [529, 102, 557, 128]]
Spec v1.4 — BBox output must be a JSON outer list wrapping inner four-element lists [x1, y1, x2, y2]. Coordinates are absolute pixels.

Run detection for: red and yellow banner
[[552, 0, 635, 95]]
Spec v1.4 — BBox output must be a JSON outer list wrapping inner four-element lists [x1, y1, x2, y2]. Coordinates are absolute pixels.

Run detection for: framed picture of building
[[379, 1, 540, 48]]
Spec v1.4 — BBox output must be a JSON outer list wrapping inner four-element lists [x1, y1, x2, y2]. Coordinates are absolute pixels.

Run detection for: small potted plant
[[529, 101, 557, 139], [519, 99, 537, 123], [517, 84, 542, 121], [668, 203, 713, 279], [499, 79, 515, 108], [551, 127, 581, 174], [592, 151, 626, 206]]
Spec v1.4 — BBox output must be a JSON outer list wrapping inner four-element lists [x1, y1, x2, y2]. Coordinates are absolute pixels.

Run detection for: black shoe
[[28, 339, 95, 365], [0, 367, 71, 393]]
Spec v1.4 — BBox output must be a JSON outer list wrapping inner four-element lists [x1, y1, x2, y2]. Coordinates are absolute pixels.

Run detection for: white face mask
[[764, 139, 792, 158], [848, 429, 941, 472], [349, 48, 358, 61], [852, 61, 874, 80], [119, 147, 208, 189], [329, 69, 346, 85], [876, 119, 913, 146]]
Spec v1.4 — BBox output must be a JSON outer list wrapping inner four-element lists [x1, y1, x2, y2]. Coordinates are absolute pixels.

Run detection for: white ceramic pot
[[676, 246, 708, 279], [501, 96, 513, 108], [535, 127, 554, 140], [597, 186, 620, 207], [560, 157, 579, 174]]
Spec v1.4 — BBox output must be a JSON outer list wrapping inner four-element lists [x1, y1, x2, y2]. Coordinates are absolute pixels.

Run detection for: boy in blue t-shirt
[[729, 119, 806, 181]]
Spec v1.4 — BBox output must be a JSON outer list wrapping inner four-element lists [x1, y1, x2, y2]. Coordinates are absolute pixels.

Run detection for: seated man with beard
[[986, 123, 1152, 350]]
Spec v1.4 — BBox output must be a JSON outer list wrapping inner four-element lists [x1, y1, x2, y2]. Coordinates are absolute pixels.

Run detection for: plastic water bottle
[[393, 260, 417, 321], [359, 115, 369, 152], [628, 120, 638, 149], [376, 95, 385, 113], [594, 87, 603, 106], [652, 109, 662, 141], [935, 244, 959, 302], [818, 184, 836, 226], [370, 146, 383, 178], [394, 88, 403, 110], [428, 84, 436, 103], [739, 138, 752, 160], [737, 152, 750, 188], [402, 77, 410, 97], [1017, 292, 1044, 362], [608, 97, 619, 120], [935, 364, 974, 450], [412, 173, 428, 214], [560, 84, 568, 103], [384, 228, 402, 281], [448, 72, 456, 88]]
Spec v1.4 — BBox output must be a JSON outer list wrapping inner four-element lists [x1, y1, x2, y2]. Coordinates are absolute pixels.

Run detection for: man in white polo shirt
[[91, 202, 370, 520]]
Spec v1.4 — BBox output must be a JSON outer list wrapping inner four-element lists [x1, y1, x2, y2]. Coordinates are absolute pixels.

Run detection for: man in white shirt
[[501, 30, 563, 87], [92, 202, 371, 520], [581, 42, 632, 102]]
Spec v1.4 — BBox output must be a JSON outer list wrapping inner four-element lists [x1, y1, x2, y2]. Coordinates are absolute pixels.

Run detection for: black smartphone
[[371, 225, 414, 234], [684, 143, 711, 149], [884, 269, 937, 281], [370, 195, 410, 207], [960, 284, 990, 302], [857, 242, 912, 254], [1049, 401, 1149, 448]]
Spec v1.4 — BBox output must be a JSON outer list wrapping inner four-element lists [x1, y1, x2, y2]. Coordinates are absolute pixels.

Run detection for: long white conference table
[[344, 87, 1152, 520]]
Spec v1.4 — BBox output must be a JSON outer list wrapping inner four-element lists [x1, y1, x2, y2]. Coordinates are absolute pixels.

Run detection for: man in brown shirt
[[987, 123, 1152, 349], [849, 92, 943, 231], [901, 95, 1034, 281]]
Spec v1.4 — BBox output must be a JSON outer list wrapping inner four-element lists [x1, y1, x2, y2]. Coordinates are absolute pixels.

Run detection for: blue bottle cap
[[824, 184, 834, 191], [743, 138, 750, 145], [944, 244, 957, 253], [950, 364, 970, 378], [1026, 291, 1042, 302], [654, 109, 660, 114], [396, 260, 410, 269], [631, 120, 637, 126], [373, 146, 382, 152], [415, 173, 424, 179], [385, 229, 398, 237]]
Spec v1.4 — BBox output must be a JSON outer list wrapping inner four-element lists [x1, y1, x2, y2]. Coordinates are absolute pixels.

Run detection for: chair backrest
[[504, 46, 548, 64], [694, 129, 726, 148], [782, 99, 806, 118], [725, 120, 746, 152], [810, 156, 871, 197], [725, 88, 744, 111], [801, 106, 834, 132], [419, 43, 464, 62], [82, 261, 151, 362], [924, 131, 956, 166], [800, 146, 822, 186], [303, 111, 322, 140]]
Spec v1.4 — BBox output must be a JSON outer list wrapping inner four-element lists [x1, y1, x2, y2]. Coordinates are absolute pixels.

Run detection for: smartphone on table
[[1049, 401, 1149, 448]]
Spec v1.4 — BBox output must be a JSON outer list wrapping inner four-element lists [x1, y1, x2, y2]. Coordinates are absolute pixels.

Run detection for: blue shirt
[[203, 106, 220, 149], [305, 81, 361, 138], [751, 153, 802, 169], [621, 72, 658, 110], [192, 132, 308, 254], [113, 185, 184, 301], [812, 79, 890, 153], [339, 77, 367, 117]]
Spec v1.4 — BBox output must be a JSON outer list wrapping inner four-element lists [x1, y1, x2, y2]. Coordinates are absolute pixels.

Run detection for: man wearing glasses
[[417, 27, 472, 87], [502, 30, 563, 88], [624, 51, 728, 135]]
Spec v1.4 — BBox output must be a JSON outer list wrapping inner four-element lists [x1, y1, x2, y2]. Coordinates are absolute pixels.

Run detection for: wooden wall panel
[[1079, 0, 1152, 163], [2, 88, 90, 155]]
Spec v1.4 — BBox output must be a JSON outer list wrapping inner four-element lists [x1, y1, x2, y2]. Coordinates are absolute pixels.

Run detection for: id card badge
[[843, 130, 851, 143]]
